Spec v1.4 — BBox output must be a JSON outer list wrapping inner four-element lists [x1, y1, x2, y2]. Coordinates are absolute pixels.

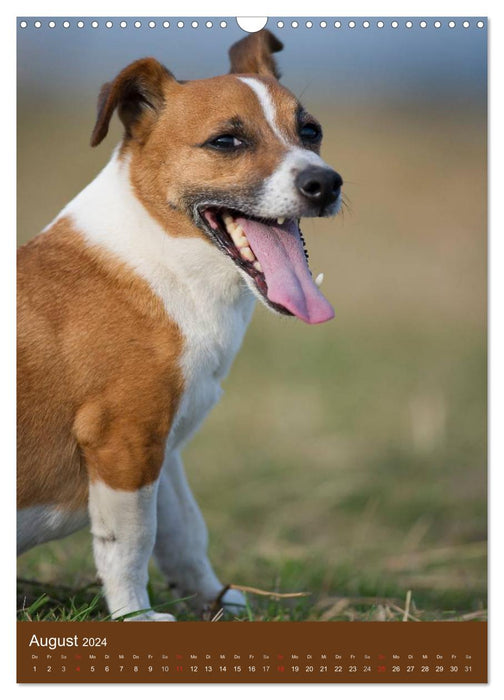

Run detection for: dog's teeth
[[230, 225, 248, 248], [277, 217, 285, 225], [253, 261, 263, 273], [240, 246, 255, 262], [315, 273, 324, 287], [223, 213, 240, 236], [221, 216, 256, 259]]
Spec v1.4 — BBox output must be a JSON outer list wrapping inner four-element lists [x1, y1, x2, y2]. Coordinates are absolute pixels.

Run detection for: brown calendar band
[[17, 621, 487, 683]]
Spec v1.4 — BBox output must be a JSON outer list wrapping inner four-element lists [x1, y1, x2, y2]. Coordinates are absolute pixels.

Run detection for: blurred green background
[[17, 18, 486, 620]]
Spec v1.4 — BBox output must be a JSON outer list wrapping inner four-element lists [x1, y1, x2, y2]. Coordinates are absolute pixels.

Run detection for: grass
[[17, 100, 486, 623], [17, 320, 487, 623]]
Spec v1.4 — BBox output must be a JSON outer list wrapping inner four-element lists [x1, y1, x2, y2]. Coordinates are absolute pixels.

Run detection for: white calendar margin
[[3, 0, 500, 697]]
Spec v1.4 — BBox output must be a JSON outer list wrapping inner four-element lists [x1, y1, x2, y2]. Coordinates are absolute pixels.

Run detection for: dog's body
[[17, 30, 342, 620]]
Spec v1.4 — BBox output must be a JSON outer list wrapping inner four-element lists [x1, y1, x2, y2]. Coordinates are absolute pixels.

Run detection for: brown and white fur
[[17, 30, 343, 620]]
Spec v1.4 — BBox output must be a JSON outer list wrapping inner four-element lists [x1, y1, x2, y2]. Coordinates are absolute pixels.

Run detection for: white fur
[[238, 77, 288, 145], [88, 479, 175, 620], [17, 506, 88, 555], [154, 452, 247, 613]]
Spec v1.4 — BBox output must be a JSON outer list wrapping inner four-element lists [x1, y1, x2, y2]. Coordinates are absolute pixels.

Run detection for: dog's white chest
[[167, 290, 255, 451]]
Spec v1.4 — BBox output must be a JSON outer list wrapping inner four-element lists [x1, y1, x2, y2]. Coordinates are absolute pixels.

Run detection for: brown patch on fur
[[17, 218, 184, 506], [229, 29, 283, 78]]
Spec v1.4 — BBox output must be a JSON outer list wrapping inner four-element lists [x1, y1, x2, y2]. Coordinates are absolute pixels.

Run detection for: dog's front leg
[[88, 478, 175, 621], [153, 451, 246, 615]]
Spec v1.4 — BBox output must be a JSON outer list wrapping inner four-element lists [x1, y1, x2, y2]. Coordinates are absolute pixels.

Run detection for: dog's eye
[[207, 135, 244, 151], [300, 123, 322, 144]]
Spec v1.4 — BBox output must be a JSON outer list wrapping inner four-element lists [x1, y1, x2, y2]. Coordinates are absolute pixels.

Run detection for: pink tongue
[[236, 218, 334, 324]]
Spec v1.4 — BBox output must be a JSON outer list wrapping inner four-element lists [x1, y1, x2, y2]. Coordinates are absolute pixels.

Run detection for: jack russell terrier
[[17, 29, 343, 620]]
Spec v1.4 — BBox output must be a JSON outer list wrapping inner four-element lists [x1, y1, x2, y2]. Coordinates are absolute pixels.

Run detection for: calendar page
[[16, 15, 487, 684]]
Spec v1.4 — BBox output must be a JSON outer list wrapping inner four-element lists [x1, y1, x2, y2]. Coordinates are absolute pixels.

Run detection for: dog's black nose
[[296, 167, 343, 208]]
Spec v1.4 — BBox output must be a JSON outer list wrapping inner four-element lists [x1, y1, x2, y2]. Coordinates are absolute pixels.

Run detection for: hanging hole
[[236, 17, 268, 32]]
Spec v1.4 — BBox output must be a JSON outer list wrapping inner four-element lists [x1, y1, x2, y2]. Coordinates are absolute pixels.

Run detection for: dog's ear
[[91, 58, 175, 147], [229, 29, 283, 79]]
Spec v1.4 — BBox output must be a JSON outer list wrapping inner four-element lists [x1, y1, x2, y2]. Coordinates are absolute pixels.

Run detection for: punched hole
[[237, 17, 268, 32]]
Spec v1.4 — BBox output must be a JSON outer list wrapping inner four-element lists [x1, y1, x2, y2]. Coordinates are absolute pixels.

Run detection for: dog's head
[[91, 30, 342, 324]]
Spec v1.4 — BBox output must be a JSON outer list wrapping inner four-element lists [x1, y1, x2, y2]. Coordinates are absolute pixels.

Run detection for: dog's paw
[[124, 611, 176, 622], [219, 588, 247, 616]]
